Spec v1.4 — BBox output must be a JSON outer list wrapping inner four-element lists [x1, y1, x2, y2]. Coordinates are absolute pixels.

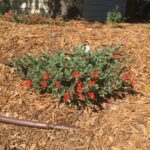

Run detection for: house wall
[[83, 0, 127, 21], [10, 0, 126, 20], [10, 0, 82, 18], [10, 0, 49, 16]]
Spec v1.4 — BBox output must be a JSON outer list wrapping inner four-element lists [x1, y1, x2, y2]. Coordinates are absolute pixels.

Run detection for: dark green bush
[[0, 0, 10, 14]]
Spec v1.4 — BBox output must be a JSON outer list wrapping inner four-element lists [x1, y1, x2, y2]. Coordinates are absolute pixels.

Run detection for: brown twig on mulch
[[0, 115, 80, 131]]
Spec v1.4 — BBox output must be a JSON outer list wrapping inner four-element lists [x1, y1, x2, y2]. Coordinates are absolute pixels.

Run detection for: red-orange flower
[[77, 80, 82, 86], [93, 71, 99, 78], [19, 82, 24, 87], [64, 93, 70, 100], [89, 80, 95, 86], [36, 16, 39, 19], [55, 82, 61, 88], [78, 94, 85, 101], [112, 54, 122, 59], [26, 80, 32, 86], [130, 80, 135, 88], [29, 18, 34, 23], [43, 74, 49, 79], [122, 73, 132, 80], [77, 86, 83, 93], [72, 71, 79, 78], [5, 13, 13, 19], [40, 81, 48, 88], [88, 92, 95, 100]]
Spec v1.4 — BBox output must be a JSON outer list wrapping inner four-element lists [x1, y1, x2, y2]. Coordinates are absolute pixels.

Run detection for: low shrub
[[10, 45, 134, 108], [2, 13, 68, 26], [107, 5, 124, 23], [3, 13, 51, 24]]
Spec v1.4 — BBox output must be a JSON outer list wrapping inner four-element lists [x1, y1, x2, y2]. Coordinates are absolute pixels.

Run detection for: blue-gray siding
[[83, 0, 126, 21], [9, 0, 126, 21]]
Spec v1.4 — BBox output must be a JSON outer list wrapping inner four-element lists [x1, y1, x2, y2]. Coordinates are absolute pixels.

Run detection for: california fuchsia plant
[[11, 45, 134, 108], [3, 13, 51, 24], [2, 13, 68, 26]]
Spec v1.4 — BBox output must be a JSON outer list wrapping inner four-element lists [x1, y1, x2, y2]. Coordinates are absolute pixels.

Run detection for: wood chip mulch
[[0, 19, 150, 150]]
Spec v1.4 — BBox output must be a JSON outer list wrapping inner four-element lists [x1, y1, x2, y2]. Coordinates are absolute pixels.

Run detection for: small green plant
[[10, 45, 134, 108], [107, 5, 124, 23]]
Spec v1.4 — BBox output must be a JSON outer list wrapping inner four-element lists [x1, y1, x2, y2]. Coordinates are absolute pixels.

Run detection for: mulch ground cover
[[0, 18, 150, 150]]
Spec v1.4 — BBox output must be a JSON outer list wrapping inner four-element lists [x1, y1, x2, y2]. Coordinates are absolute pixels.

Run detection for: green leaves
[[107, 5, 124, 23], [12, 46, 133, 108], [2, 13, 70, 26]]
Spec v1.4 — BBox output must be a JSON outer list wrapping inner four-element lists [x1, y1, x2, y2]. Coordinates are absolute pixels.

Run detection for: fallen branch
[[0, 115, 80, 131]]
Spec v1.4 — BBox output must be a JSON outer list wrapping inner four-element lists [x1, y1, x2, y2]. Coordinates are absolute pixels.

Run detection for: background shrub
[[0, 0, 11, 14], [107, 5, 124, 23], [10, 45, 134, 108], [3, 13, 52, 24], [2, 13, 69, 26]]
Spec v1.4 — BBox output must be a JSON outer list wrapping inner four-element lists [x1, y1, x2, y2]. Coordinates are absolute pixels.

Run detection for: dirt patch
[[0, 19, 150, 150]]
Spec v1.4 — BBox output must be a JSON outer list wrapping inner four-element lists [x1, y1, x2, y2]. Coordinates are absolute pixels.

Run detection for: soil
[[0, 18, 150, 150]]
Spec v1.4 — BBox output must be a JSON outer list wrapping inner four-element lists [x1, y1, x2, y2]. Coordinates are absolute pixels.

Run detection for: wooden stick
[[0, 115, 80, 131], [65, 66, 74, 69]]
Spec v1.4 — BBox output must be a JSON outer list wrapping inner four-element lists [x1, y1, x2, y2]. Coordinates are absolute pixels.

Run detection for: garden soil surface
[[0, 18, 150, 150]]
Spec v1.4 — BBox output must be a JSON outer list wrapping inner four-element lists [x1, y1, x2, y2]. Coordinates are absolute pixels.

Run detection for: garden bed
[[0, 18, 150, 150]]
